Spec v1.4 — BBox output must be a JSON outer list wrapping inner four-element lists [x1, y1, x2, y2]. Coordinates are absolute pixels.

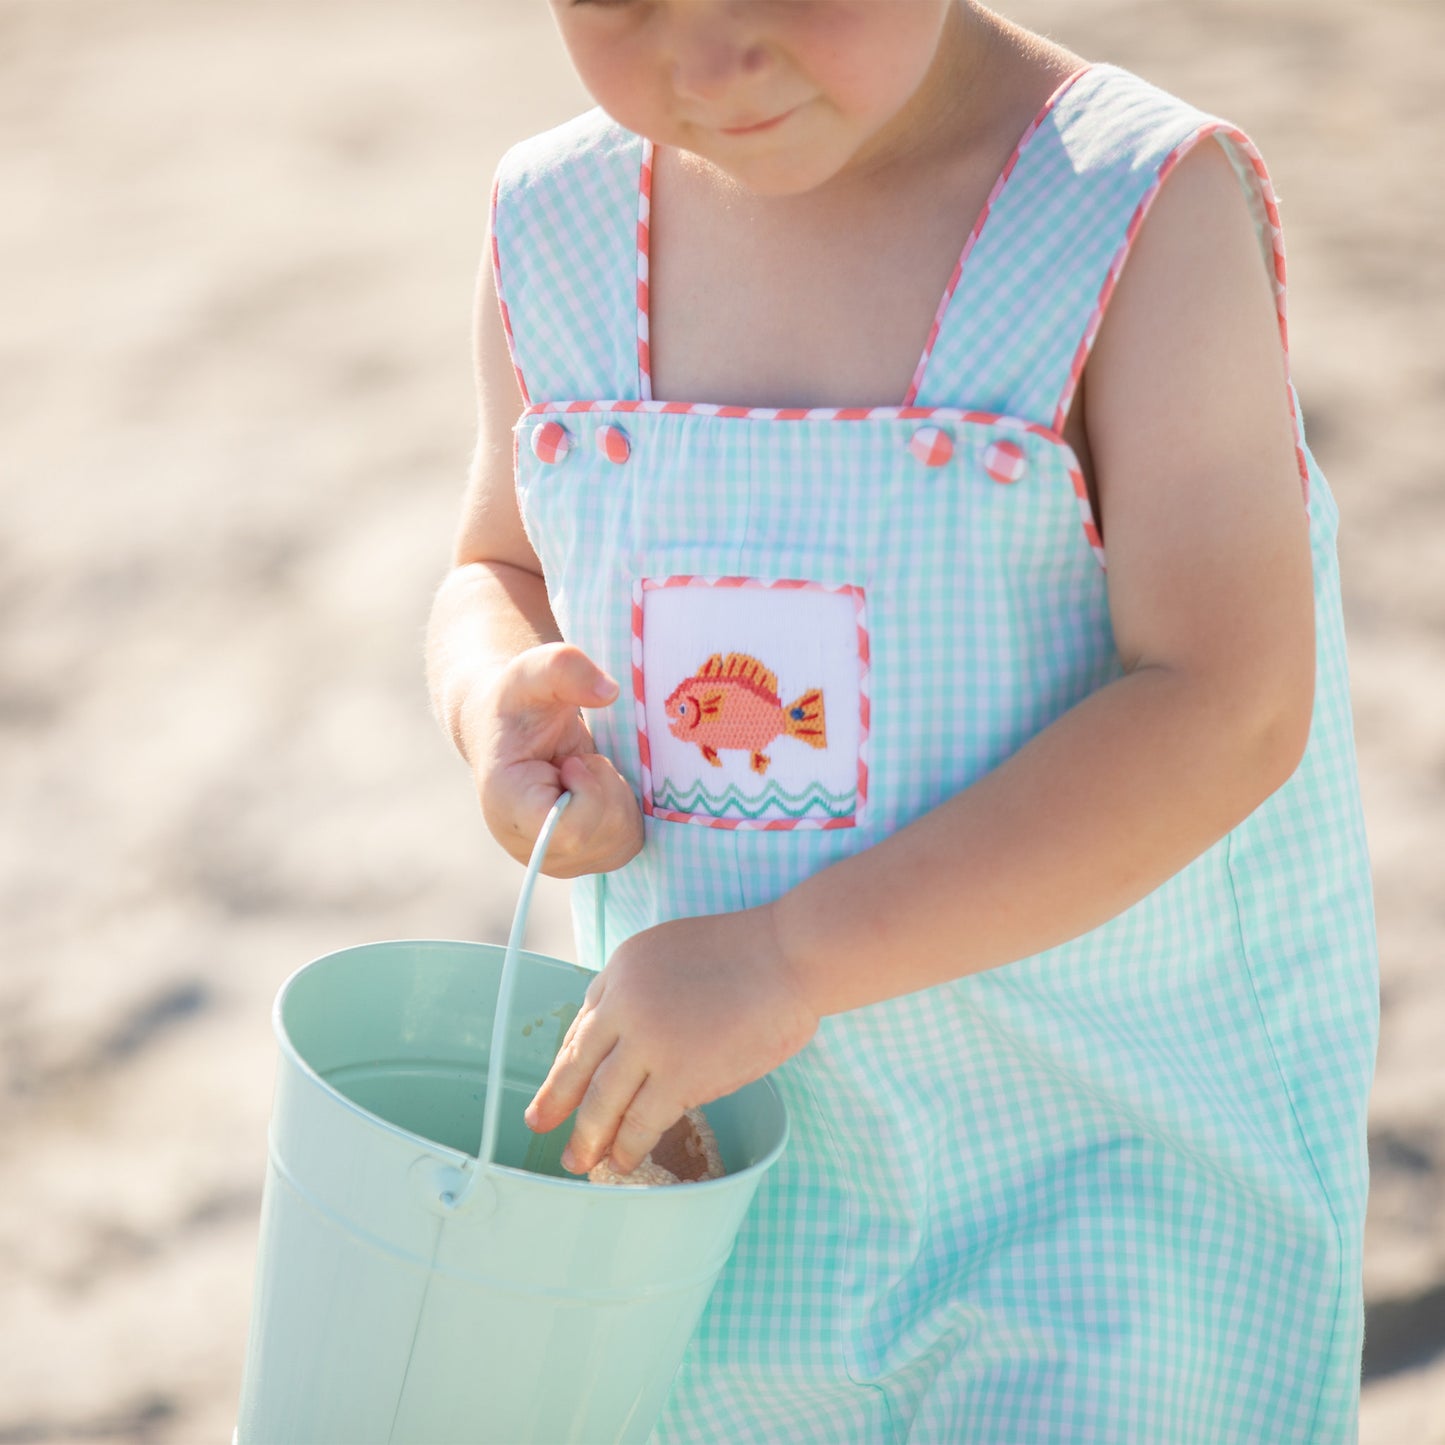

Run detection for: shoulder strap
[[491, 110, 647, 404], [912, 66, 1293, 441]]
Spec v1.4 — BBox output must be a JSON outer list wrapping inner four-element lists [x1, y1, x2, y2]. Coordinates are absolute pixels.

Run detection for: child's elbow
[[1245, 660, 1315, 805]]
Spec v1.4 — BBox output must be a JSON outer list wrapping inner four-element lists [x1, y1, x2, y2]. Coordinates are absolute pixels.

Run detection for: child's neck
[[647, 12, 1083, 411], [836, 0, 1008, 195]]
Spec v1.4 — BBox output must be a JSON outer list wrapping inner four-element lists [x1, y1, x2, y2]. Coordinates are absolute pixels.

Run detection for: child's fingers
[[556, 1046, 646, 1174], [602, 1077, 683, 1177], [553, 753, 614, 829], [505, 642, 618, 715], [551, 754, 645, 874], [524, 978, 611, 1134], [483, 762, 571, 866], [553, 995, 589, 1061], [487, 751, 639, 876], [553, 971, 603, 1060]]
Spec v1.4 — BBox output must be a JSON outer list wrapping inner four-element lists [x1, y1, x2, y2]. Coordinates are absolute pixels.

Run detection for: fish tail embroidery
[[782, 688, 827, 750]]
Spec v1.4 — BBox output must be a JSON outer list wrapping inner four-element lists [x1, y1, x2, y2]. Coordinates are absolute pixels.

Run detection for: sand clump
[[588, 1108, 726, 1188]]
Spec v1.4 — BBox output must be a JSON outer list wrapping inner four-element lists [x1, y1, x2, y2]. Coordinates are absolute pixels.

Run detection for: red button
[[908, 426, 954, 468], [530, 421, 571, 465], [596, 424, 631, 465], [983, 439, 1028, 484]]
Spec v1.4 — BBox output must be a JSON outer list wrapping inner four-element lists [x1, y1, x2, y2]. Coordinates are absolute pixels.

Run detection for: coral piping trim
[[1053, 122, 1308, 502], [903, 65, 1093, 407]]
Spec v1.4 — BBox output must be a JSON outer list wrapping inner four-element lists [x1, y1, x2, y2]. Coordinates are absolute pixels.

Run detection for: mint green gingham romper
[[493, 65, 1378, 1444]]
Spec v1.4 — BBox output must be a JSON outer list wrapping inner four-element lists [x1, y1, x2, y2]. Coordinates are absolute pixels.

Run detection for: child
[[427, 2, 1378, 1439]]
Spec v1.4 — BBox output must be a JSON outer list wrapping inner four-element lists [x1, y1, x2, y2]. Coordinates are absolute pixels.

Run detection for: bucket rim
[[271, 937, 789, 1194]]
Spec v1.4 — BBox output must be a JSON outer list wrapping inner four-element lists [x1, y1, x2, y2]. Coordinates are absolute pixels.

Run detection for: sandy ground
[[1, 2, 1441, 1440]]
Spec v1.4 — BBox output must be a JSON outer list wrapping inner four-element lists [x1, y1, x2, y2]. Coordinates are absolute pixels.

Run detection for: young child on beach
[[427, 2, 1378, 1439]]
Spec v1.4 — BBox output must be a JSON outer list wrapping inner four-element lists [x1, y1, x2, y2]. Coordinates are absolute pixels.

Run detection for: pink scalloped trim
[[1053, 123, 1308, 502], [632, 576, 871, 830]]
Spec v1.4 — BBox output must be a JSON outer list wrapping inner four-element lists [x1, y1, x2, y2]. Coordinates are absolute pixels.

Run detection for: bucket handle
[[448, 791, 572, 1209]]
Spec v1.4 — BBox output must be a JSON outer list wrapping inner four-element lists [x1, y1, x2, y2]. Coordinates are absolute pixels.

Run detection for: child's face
[[548, 0, 960, 195]]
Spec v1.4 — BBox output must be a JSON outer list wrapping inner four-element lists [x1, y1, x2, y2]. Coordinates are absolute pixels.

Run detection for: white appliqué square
[[634, 577, 869, 828]]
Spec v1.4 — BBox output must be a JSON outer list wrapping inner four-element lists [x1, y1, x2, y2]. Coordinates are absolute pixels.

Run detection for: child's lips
[[718, 105, 799, 136]]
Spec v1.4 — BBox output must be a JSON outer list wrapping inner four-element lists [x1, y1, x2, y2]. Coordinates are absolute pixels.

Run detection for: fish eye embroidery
[[635, 577, 869, 829]]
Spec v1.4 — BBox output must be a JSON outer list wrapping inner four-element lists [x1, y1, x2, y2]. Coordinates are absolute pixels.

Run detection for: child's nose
[[667, 9, 770, 103]]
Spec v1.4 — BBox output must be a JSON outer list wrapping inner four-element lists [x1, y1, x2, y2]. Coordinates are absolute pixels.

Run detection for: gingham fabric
[[493, 64, 1378, 1444]]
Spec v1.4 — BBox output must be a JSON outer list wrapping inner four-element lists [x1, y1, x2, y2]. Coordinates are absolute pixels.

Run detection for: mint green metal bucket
[[235, 801, 788, 1444]]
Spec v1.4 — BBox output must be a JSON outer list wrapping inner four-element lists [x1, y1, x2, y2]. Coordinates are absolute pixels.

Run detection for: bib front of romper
[[494, 67, 1378, 1445]]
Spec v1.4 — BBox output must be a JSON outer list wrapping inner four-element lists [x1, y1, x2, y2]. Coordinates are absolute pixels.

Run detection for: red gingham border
[[522, 402, 1106, 569], [632, 576, 871, 830], [524, 400, 1059, 428], [1053, 122, 1309, 503], [903, 64, 1093, 408]]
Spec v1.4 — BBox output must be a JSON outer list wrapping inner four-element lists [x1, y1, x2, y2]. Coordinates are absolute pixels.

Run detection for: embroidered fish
[[664, 653, 826, 775]]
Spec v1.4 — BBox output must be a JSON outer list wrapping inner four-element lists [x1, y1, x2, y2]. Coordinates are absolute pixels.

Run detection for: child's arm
[[528, 141, 1318, 1174], [426, 228, 644, 877]]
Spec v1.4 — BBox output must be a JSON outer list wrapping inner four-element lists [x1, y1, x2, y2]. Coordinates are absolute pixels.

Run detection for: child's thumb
[[519, 643, 619, 709]]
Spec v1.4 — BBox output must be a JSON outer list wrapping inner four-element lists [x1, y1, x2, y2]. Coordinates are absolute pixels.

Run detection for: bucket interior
[[277, 939, 786, 1180], [324, 1060, 565, 1172]]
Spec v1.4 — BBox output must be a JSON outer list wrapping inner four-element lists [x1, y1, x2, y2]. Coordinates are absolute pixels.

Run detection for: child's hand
[[465, 642, 644, 877], [525, 906, 819, 1176]]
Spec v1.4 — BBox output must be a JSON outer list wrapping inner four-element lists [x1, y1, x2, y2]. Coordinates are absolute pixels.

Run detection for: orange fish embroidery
[[664, 653, 827, 775]]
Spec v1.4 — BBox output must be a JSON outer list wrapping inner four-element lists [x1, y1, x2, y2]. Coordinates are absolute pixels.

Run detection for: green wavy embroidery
[[654, 777, 857, 820]]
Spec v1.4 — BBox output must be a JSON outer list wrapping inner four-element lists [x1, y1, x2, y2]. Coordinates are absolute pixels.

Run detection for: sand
[[2, 2, 1440, 1439]]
